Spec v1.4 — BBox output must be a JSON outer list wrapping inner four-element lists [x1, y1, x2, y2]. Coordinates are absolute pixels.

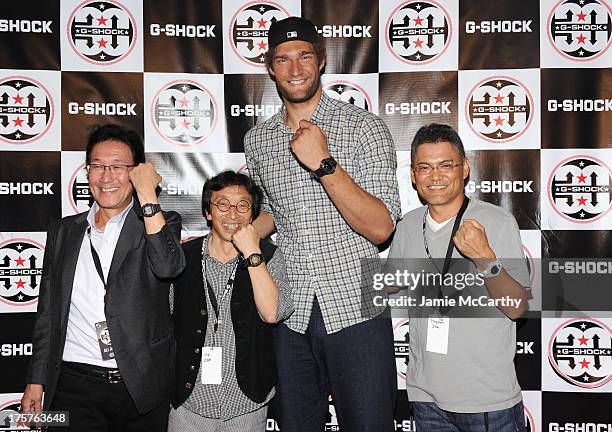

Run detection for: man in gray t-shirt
[[387, 124, 531, 431]]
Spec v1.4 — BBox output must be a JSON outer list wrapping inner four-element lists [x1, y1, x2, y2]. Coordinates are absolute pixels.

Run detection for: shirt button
[[308, 253, 313, 259], [200, 309, 207, 316], [196, 329, 202, 334], [185, 382, 192, 389], [190, 365, 196, 370], [194, 348, 200, 353]]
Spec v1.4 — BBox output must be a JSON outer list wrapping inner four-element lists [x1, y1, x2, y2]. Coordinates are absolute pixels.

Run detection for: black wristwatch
[[312, 156, 337, 179], [245, 253, 264, 267], [140, 203, 162, 217]]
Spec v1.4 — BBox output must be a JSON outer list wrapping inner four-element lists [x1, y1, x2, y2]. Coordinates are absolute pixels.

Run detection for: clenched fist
[[231, 224, 261, 257], [289, 119, 330, 171], [453, 219, 496, 263], [129, 162, 161, 198]]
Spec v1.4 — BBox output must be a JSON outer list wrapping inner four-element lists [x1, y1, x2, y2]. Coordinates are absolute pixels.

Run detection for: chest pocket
[[323, 116, 355, 178]]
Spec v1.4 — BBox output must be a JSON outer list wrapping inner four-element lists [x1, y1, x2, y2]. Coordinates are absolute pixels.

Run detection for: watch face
[[321, 158, 337, 174], [490, 264, 501, 275], [249, 254, 262, 266]]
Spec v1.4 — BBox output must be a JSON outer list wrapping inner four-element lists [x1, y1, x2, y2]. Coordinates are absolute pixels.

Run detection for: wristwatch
[[480, 259, 503, 278], [245, 253, 264, 267], [312, 156, 337, 179], [140, 203, 162, 217]]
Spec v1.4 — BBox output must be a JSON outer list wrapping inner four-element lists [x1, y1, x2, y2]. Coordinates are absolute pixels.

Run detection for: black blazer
[[26, 204, 186, 414]]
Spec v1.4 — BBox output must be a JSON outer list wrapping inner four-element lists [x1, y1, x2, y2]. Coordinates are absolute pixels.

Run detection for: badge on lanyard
[[201, 347, 222, 384], [95, 320, 115, 360], [426, 316, 450, 354]]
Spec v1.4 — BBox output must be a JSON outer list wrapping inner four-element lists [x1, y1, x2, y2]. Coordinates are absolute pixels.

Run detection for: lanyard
[[87, 226, 107, 291], [204, 259, 238, 334], [422, 197, 470, 301]]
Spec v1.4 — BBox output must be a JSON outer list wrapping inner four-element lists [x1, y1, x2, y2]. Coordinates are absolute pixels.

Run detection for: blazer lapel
[[60, 215, 88, 321], [107, 207, 143, 284]]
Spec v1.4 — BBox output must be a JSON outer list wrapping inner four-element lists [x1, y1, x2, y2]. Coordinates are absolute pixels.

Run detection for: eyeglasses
[[87, 163, 134, 175], [211, 198, 252, 214], [412, 161, 463, 176]]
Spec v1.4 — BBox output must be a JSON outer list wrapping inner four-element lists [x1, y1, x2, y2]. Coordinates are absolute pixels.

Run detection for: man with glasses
[[386, 123, 531, 431], [169, 170, 292, 431], [244, 16, 400, 432], [21, 123, 185, 431]]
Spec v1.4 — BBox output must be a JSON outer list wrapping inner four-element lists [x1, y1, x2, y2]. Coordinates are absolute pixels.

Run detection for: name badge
[[201, 347, 222, 385], [95, 321, 115, 360], [426, 317, 449, 355]]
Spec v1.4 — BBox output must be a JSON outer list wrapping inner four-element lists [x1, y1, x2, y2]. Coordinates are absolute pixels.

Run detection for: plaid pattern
[[177, 235, 292, 420], [244, 92, 401, 334]]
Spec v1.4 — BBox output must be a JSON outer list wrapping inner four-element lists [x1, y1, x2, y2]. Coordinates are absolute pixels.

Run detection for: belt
[[61, 361, 123, 384]]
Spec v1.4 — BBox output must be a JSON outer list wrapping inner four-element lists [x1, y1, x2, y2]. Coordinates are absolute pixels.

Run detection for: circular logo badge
[[0, 76, 54, 145], [548, 318, 612, 388], [547, 155, 612, 223], [385, 0, 452, 64], [0, 239, 44, 307], [393, 318, 410, 381], [151, 80, 219, 147], [68, 0, 137, 65], [68, 162, 93, 214], [524, 404, 536, 432], [466, 76, 533, 143], [229, 1, 289, 67], [323, 81, 373, 112], [547, 0, 612, 61]]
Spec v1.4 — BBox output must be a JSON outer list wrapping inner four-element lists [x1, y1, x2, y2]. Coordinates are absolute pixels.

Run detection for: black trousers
[[49, 363, 170, 432]]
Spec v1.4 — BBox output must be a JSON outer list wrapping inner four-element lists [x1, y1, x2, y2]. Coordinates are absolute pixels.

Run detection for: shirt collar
[[266, 90, 334, 130], [87, 198, 134, 232]]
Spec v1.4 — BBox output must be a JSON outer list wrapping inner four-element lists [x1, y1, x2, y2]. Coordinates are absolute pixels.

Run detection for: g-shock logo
[[393, 318, 410, 381], [151, 80, 218, 147], [229, 2, 289, 66], [0, 76, 54, 145], [0, 239, 44, 307], [466, 77, 533, 143], [547, 0, 611, 61], [385, 0, 452, 64], [69, 162, 93, 213], [68, 0, 137, 65], [323, 81, 372, 112], [548, 318, 611, 388], [547, 156, 611, 223]]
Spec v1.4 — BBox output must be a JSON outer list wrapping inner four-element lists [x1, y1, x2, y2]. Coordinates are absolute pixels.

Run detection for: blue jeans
[[412, 401, 526, 432], [272, 299, 397, 432]]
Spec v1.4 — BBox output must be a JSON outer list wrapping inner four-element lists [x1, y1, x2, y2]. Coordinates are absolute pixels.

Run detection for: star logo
[[577, 173, 587, 183], [12, 94, 23, 104], [494, 116, 504, 126], [13, 117, 24, 127], [257, 18, 267, 28], [414, 16, 423, 26], [577, 34, 587, 44], [257, 39, 267, 50], [577, 11, 587, 21], [578, 335, 589, 345], [577, 196, 588, 206], [181, 119, 190, 129], [494, 94, 504, 104], [414, 38, 424, 48], [15, 279, 27, 289], [98, 16, 107, 26], [579, 358, 591, 369], [14, 257, 25, 266], [98, 38, 108, 48], [179, 97, 189, 107]]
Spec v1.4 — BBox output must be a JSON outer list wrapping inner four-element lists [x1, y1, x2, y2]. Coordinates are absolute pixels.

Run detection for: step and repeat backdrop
[[0, 0, 611, 430]]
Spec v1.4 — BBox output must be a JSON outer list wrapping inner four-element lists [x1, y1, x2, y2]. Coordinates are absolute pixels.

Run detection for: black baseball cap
[[267, 16, 318, 50]]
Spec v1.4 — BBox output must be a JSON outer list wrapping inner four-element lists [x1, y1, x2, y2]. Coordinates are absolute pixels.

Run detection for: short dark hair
[[86, 124, 145, 166], [410, 123, 466, 162], [264, 38, 327, 71], [201, 170, 263, 221]]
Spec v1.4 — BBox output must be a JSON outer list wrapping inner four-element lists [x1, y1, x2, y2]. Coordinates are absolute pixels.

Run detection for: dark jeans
[[412, 401, 526, 432], [49, 363, 169, 432], [272, 299, 396, 432]]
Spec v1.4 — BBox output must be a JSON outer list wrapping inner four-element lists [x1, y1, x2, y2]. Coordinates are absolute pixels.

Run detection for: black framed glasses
[[211, 198, 252, 214], [412, 161, 463, 176]]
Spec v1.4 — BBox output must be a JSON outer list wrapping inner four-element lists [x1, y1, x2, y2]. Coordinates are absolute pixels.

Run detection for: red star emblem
[[257, 18, 267, 28], [15, 279, 26, 289], [494, 94, 504, 104], [577, 11, 587, 21], [13, 94, 24, 104], [414, 16, 423, 26], [577, 34, 587, 44], [577, 196, 588, 206], [578, 335, 589, 345], [181, 119, 190, 129], [98, 38, 108, 48], [257, 39, 267, 50], [13, 117, 24, 127], [494, 116, 504, 126], [98, 16, 107, 26], [577, 173, 587, 183], [14, 257, 26, 266], [179, 97, 189, 107], [579, 358, 590, 369], [414, 38, 424, 48]]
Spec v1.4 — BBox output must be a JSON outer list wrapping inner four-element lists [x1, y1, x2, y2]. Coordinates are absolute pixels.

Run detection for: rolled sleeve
[[355, 116, 402, 226], [266, 248, 293, 322]]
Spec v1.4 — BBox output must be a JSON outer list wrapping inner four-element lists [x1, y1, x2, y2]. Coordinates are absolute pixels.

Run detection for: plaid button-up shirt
[[244, 92, 401, 334]]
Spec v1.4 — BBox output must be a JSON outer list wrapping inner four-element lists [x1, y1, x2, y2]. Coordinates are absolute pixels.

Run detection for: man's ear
[[319, 57, 326, 72], [462, 158, 470, 180], [205, 210, 212, 221]]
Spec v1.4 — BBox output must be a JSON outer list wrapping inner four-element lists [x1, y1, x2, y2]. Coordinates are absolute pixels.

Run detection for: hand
[[453, 219, 496, 267], [289, 120, 330, 171], [231, 224, 261, 257], [129, 163, 161, 200], [21, 384, 43, 415]]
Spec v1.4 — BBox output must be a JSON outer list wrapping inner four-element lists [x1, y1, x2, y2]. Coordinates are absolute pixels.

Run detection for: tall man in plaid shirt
[[244, 17, 401, 432]]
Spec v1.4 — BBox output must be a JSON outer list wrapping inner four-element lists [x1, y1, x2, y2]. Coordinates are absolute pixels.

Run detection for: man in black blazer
[[20, 124, 186, 431]]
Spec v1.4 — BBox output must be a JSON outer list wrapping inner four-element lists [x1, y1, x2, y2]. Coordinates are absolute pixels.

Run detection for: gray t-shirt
[[387, 198, 530, 413]]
